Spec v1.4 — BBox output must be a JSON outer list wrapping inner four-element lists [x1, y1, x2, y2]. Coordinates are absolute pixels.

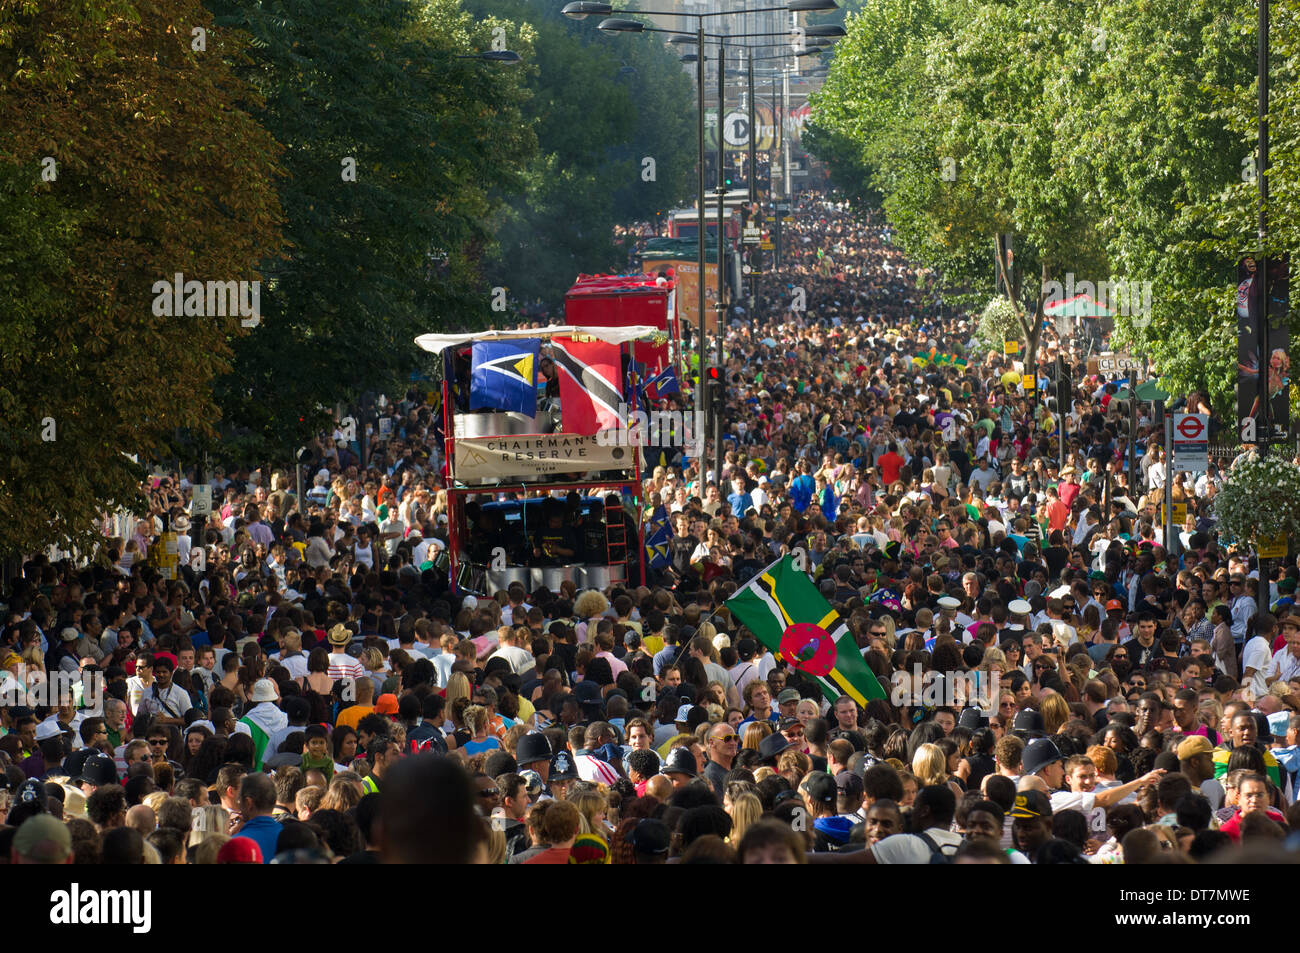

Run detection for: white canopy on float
[[415, 324, 661, 353]]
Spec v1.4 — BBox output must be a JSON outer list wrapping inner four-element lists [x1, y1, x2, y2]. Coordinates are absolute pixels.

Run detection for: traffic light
[[1055, 356, 1071, 414], [705, 366, 723, 406]]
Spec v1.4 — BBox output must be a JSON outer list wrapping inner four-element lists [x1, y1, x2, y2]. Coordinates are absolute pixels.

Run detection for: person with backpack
[[809, 784, 961, 864]]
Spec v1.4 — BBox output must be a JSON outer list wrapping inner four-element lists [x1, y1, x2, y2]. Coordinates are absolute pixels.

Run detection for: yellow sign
[[1021, 373, 1035, 392], [1004, 339, 1019, 355], [1160, 503, 1189, 526], [1258, 533, 1288, 558]]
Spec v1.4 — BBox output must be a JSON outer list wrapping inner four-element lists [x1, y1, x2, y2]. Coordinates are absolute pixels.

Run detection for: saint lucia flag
[[727, 555, 888, 706], [470, 339, 540, 415], [646, 520, 671, 570], [644, 365, 680, 401]]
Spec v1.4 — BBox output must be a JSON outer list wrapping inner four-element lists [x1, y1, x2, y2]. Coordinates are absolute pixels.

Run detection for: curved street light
[[457, 50, 522, 64]]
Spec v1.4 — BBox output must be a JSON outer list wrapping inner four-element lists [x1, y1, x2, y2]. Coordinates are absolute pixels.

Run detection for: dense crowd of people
[[2, 189, 1299, 868]]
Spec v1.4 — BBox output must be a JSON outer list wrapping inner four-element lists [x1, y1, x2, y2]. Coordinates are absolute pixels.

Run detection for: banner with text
[[454, 434, 632, 481]]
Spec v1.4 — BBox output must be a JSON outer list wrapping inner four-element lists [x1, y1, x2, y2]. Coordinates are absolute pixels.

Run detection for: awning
[[415, 324, 661, 353]]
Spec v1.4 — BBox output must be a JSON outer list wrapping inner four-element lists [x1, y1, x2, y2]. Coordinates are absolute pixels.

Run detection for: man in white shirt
[[1241, 612, 1278, 700], [969, 458, 999, 493], [833, 785, 962, 864], [1230, 576, 1258, 645], [487, 627, 535, 676], [1048, 751, 1163, 836], [1264, 615, 1300, 688], [136, 657, 193, 728]]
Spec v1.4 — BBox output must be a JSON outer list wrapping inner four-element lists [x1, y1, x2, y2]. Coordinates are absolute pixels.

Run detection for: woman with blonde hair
[[188, 805, 232, 845], [911, 743, 949, 788], [571, 789, 612, 839], [574, 590, 610, 642], [444, 672, 472, 728], [319, 775, 363, 813], [725, 792, 763, 846], [462, 705, 500, 756], [1039, 691, 1070, 737], [742, 721, 773, 750]]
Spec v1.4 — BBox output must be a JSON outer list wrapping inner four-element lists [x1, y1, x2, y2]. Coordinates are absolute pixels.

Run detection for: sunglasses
[[713, 734, 740, 744], [477, 788, 500, 798]]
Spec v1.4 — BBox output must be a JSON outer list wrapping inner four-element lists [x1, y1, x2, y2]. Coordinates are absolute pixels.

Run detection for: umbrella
[[1043, 293, 1114, 318]]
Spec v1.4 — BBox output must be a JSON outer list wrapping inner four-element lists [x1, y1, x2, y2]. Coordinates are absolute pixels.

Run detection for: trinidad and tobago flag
[[553, 335, 622, 435], [728, 555, 888, 707]]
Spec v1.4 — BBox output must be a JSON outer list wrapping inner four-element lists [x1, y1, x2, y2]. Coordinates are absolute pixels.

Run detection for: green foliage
[[976, 296, 1021, 353], [206, 0, 536, 462], [0, 0, 283, 557], [807, 0, 1294, 419], [467, 0, 695, 309], [1212, 451, 1300, 544]]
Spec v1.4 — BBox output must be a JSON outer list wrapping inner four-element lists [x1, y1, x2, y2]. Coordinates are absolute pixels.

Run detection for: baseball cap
[[13, 815, 72, 863], [804, 772, 837, 805], [1175, 735, 1214, 760], [217, 837, 263, 864], [835, 770, 864, 799], [1008, 789, 1052, 819], [374, 694, 399, 716], [1021, 738, 1063, 776], [777, 688, 801, 705], [625, 818, 671, 855]]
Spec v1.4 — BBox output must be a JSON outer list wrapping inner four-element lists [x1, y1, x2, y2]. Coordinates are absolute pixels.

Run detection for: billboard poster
[[1237, 255, 1290, 443], [672, 260, 720, 338]]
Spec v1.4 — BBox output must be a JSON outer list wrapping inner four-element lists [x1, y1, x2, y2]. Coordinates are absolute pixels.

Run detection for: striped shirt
[[328, 652, 365, 681]]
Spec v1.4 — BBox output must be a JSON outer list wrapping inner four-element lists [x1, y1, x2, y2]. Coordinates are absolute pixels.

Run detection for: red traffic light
[[706, 366, 721, 381]]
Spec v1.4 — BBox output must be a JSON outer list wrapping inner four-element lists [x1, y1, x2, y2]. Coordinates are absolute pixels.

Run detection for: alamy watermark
[[2, 670, 104, 714], [889, 665, 999, 710], [151, 272, 261, 327], [1041, 272, 1152, 326], [596, 404, 704, 456]]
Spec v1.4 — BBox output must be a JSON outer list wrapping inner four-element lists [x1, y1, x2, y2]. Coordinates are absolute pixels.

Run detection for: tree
[[468, 0, 695, 310], [0, 0, 283, 557], [206, 0, 536, 461]]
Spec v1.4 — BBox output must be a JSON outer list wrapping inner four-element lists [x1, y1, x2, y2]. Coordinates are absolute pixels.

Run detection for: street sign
[[775, 203, 791, 212], [1003, 339, 1019, 356], [1160, 502, 1189, 526], [1021, 373, 1035, 392], [191, 485, 212, 518], [1088, 353, 1143, 375], [743, 224, 761, 245], [1258, 533, 1288, 558], [1172, 413, 1209, 472], [759, 240, 774, 250]]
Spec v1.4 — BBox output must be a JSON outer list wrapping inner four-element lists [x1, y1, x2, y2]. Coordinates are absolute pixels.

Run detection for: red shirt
[[1220, 808, 1286, 842], [523, 844, 574, 865], [878, 452, 905, 485], [1059, 481, 1081, 509]]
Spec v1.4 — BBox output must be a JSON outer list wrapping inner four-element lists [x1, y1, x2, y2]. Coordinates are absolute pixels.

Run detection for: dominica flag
[[727, 555, 888, 707], [470, 339, 540, 415]]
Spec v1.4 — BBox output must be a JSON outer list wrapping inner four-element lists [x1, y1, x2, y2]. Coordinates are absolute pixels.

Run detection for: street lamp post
[[576, 0, 839, 484]]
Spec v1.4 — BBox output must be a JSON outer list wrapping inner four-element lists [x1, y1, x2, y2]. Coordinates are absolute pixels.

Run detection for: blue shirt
[[237, 815, 283, 864], [790, 474, 815, 512], [727, 491, 754, 515]]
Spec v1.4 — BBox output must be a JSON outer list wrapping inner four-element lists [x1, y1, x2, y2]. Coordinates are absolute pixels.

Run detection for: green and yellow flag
[[727, 555, 888, 707]]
